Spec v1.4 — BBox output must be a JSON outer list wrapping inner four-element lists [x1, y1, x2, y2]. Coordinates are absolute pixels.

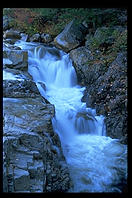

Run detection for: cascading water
[[15, 40, 127, 192]]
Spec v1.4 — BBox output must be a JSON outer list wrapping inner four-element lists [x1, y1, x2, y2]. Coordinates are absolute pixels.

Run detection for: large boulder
[[3, 97, 72, 192], [3, 50, 28, 70], [81, 52, 127, 144], [41, 33, 52, 43], [3, 41, 21, 50], [3, 78, 40, 98], [3, 68, 34, 97], [3, 49, 72, 192], [70, 32, 127, 144], [70, 46, 106, 85], [20, 33, 29, 42], [3, 93, 72, 192], [3, 68, 32, 80], [29, 33, 41, 42], [3, 24, 73, 192], [54, 20, 88, 52], [3, 29, 21, 40]]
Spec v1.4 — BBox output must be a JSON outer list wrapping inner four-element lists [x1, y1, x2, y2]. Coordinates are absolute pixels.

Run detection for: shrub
[[3, 8, 127, 37], [112, 29, 127, 52], [3, 8, 39, 35]]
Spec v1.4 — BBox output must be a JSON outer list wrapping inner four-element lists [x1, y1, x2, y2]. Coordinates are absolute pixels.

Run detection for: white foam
[[3, 70, 24, 81], [13, 41, 127, 192]]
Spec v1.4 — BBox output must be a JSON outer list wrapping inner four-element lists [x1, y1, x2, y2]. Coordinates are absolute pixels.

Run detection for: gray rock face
[[3, 29, 21, 40], [3, 97, 50, 192], [3, 68, 32, 79], [54, 20, 87, 52], [3, 40, 21, 51], [3, 42, 72, 192], [86, 52, 127, 144], [3, 95, 72, 192], [20, 33, 29, 42], [29, 33, 41, 42], [69, 20, 127, 144], [3, 50, 28, 70], [3, 78, 40, 98], [70, 46, 106, 85], [70, 45, 127, 144], [41, 33, 52, 43]]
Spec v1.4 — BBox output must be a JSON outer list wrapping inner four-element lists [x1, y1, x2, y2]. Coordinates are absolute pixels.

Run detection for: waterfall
[[15, 40, 127, 192]]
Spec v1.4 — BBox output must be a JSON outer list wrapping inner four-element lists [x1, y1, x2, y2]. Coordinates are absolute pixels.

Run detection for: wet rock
[[14, 168, 30, 191], [81, 52, 127, 143], [3, 136, 19, 157], [3, 50, 28, 70], [19, 132, 44, 151], [13, 152, 34, 170], [3, 96, 72, 192], [3, 58, 13, 68], [3, 39, 71, 191], [70, 46, 93, 66], [3, 40, 21, 50], [29, 33, 41, 42], [41, 33, 52, 43], [28, 160, 44, 179], [70, 46, 106, 85], [32, 151, 42, 160], [20, 33, 28, 41], [3, 79, 40, 98], [3, 162, 8, 192], [54, 19, 87, 52], [69, 21, 127, 144], [32, 45, 61, 60], [76, 111, 96, 121], [3, 29, 21, 40], [32, 46, 46, 59], [3, 68, 32, 80]]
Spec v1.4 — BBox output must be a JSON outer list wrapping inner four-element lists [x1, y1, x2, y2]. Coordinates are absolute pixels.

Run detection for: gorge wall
[[3, 32, 72, 192], [3, 8, 127, 192], [53, 12, 127, 144]]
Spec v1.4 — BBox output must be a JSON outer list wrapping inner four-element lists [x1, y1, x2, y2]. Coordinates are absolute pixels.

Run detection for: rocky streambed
[[3, 32, 72, 192], [3, 10, 127, 193]]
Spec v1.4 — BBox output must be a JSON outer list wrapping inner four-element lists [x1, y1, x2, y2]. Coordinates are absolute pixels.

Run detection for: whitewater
[[14, 40, 127, 192]]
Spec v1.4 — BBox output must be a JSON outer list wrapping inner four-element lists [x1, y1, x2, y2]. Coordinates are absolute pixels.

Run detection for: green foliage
[[3, 8, 127, 37], [89, 37, 100, 50], [112, 30, 127, 52], [3, 8, 39, 35], [86, 27, 115, 50], [3, 8, 14, 17], [31, 8, 59, 19]]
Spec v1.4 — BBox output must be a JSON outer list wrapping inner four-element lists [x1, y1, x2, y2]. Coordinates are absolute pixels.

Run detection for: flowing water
[[15, 40, 127, 192]]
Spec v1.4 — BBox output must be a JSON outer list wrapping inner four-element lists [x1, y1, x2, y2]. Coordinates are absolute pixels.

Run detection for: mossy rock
[[85, 26, 124, 51], [112, 29, 127, 52]]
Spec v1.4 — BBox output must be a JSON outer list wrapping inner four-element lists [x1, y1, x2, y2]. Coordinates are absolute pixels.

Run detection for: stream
[[14, 40, 127, 192]]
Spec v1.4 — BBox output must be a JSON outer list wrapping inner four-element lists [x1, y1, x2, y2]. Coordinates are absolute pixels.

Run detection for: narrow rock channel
[[14, 40, 127, 193]]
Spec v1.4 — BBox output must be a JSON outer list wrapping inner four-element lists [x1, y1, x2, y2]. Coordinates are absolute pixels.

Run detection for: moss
[[112, 29, 127, 52], [94, 27, 114, 41]]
